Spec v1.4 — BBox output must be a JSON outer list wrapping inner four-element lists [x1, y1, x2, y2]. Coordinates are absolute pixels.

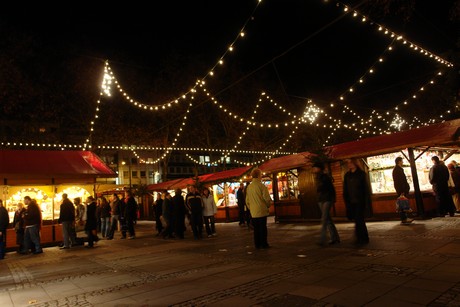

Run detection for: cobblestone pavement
[[2, 216, 460, 306]]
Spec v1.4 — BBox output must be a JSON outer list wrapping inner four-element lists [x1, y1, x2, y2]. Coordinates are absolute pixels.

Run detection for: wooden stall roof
[[148, 167, 253, 191], [0, 150, 116, 185], [328, 118, 460, 160], [169, 174, 214, 190], [258, 152, 313, 174], [201, 166, 253, 185], [147, 178, 186, 192]]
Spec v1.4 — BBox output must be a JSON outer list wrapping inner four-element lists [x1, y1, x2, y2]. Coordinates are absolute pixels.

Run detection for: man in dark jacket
[[172, 189, 186, 239], [0, 200, 10, 259], [429, 156, 456, 217], [185, 185, 204, 240], [124, 190, 137, 239], [343, 158, 371, 245], [58, 193, 76, 249], [84, 196, 98, 248], [392, 157, 413, 223]]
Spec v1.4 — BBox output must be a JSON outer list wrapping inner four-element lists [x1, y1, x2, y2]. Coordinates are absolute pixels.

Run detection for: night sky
[[1, 0, 458, 150]]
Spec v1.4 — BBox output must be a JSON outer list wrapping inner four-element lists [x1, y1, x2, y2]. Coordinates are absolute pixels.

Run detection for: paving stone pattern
[[1, 216, 460, 306]]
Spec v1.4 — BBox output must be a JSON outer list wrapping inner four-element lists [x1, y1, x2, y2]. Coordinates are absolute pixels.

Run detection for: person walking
[[429, 156, 456, 217], [185, 185, 204, 240], [343, 158, 371, 245], [392, 157, 413, 224], [0, 200, 10, 259], [58, 193, 76, 249], [312, 162, 340, 246], [245, 168, 272, 249], [202, 187, 217, 237], [22, 196, 43, 254], [13, 202, 26, 253]]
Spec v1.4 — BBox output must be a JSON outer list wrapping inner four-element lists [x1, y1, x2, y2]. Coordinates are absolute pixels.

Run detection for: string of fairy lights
[[1, 0, 457, 167]]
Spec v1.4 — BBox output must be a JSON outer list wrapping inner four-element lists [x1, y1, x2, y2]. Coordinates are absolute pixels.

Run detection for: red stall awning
[[328, 118, 460, 160], [0, 150, 116, 185]]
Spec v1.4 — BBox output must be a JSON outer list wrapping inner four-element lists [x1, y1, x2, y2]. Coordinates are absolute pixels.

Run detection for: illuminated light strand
[[324, 41, 396, 134], [106, 64, 191, 111], [202, 1, 263, 82], [147, 100, 194, 164], [200, 84, 301, 128], [104, 2, 262, 111], [309, 39, 398, 139], [359, 70, 448, 135], [84, 61, 111, 150], [388, 71, 445, 112], [331, 1, 454, 67], [331, 41, 395, 115]]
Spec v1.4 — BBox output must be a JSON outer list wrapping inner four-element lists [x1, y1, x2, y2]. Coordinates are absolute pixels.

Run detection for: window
[[140, 171, 146, 178], [276, 170, 299, 200], [123, 171, 129, 178], [149, 171, 154, 178], [199, 155, 210, 163], [132, 171, 138, 178]]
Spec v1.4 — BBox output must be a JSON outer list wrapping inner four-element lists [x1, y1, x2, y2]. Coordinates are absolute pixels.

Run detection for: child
[[396, 194, 413, 224]]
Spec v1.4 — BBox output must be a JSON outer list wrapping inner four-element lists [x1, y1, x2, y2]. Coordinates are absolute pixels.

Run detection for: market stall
[[200, 166, 253, 222], [328, 118, 460, 219], [258, 152, 318, 222], [0, 150, 116, 248]]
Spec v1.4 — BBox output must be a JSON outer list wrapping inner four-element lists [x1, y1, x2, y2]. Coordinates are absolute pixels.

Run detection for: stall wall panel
[[298, 168, 321, 218], [331, 162, 347, 217]]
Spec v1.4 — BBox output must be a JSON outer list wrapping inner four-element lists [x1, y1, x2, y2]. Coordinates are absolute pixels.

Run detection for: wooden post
[[408, 148, 425, 218]]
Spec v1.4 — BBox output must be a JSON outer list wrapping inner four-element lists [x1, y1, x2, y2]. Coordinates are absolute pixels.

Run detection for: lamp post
[[122, 160, 132, 188]]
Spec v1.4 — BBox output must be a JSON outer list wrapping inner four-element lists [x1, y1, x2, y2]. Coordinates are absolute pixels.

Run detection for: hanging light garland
[[328, 0, 454, 67]]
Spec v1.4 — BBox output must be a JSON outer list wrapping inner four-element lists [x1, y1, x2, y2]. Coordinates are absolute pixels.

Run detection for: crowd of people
[[0, 156, 459, 259]]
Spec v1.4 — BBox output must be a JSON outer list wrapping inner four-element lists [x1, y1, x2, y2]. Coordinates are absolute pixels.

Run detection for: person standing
[[0, 200, 10, 259], [429, 156, 456, 217], [172, 189, 186, 239], [161, 192, 174, 239], [84, 196, 98, 248], [99, 196, 111, 238], [74, 197, 86, 232], [202, 187, 217, 237], [124, 190, 138, 239], [154, 192, 164, 236], [448, 163, 460, 212], [185, 185, 204, 240], [343, 158, 371, 245], [22, 196, 43, 254], [392, 157, 413, 224], [58, 193, 76, 249], [107, 194, 122, 240], [312, 162, 340, 246], [13, 202, 26, 253], [236, 183, 246, 226], [245, 168, 272, 249]]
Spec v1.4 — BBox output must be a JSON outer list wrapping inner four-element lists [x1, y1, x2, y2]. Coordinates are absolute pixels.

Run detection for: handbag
[[160, 215, 168, 228]]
